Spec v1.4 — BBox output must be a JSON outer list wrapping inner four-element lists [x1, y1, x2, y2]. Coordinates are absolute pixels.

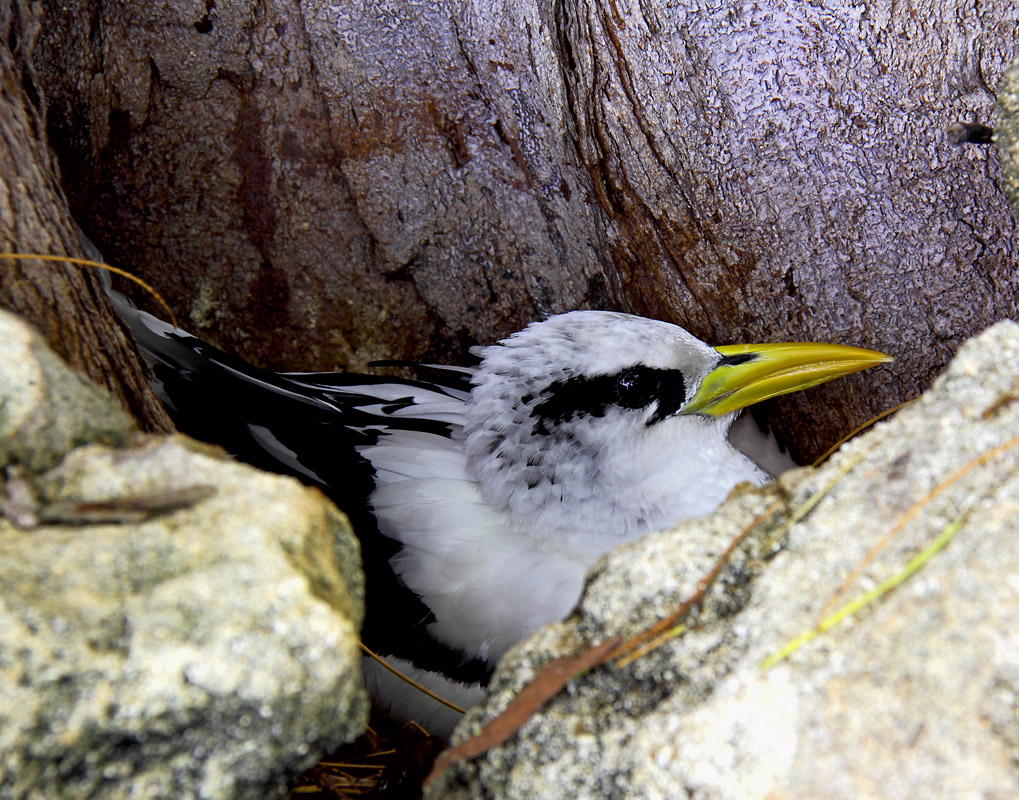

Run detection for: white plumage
[[113, 298, 888, 734], [365, 313, 774, 667]]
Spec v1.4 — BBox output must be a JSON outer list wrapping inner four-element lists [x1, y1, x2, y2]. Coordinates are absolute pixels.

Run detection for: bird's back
[[114, 301, 496, 685]]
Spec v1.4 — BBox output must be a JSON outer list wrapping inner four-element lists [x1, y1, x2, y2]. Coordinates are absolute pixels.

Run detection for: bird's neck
[[469, 415, 769, 562]]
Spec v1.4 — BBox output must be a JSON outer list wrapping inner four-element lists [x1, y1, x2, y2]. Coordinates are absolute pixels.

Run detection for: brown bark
[[0, 1, 173, 432], [32, 0, 1019, 460]]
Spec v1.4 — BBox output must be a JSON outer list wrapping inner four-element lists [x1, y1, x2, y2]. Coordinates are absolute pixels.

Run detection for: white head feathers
[[462, 311, 766, 553]]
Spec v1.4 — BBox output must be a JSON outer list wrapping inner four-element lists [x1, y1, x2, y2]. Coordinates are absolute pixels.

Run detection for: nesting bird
[[115, 302, 890, 732]]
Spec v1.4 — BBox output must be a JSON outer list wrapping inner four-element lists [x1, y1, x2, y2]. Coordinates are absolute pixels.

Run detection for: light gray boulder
[[429, 320, 1019, 800], [0, 311, 368, 799]]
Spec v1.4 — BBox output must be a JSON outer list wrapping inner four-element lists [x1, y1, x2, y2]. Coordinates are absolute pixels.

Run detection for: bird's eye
[[615, 366, 660, 409]]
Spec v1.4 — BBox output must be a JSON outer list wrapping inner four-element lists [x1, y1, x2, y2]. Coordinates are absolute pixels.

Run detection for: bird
[[111, 297, 890, 734]]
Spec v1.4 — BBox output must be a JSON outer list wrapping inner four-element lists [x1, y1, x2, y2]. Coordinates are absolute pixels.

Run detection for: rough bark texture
[[0, 1, 172, 432], [32, 0, 1019, 460]]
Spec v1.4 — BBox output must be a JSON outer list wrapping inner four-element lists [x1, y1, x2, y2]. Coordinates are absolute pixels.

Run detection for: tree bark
[[32, 0, 1019, 459], [0, 0, 173, 432]]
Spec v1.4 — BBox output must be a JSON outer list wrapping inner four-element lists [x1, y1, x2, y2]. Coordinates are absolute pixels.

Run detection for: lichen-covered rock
[[0, 436, 368, 799], [0, 310, 368, 799], [0, 310, 137, 472], [429, 320, 1019, 800]]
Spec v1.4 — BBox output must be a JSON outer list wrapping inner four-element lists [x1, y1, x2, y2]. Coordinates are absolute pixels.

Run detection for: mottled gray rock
[[0, 310, 368, 799], [429, 320, 1019, 800], [996, 58, 1019, 221], [0, 311, 137, 472], [0, 437, 368, 799]]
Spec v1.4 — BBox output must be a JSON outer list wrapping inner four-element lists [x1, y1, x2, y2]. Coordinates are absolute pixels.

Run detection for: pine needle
[[812, 399, 917, 466], [359, 642, 467, 715], [614, 624, 688, 668], [0, 252, 179, 327]]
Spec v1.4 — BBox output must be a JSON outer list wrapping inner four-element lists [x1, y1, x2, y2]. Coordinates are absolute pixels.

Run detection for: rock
[[428, 320, 1019, 799], [0, 311, 137, 472], [0, 310, 368, 799], [996, 58, 1019, 222]]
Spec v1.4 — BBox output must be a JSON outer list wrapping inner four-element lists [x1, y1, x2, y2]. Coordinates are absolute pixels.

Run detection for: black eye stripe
[[643, 369, 687, 425], [529, 374, 615, 432], [529, 366, 687, 432], [615, 366, 661, 409]]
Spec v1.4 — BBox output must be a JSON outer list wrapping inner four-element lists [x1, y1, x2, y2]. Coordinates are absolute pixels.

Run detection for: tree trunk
[[0, 0, 173, 432], [31, 0, 1019, 460]]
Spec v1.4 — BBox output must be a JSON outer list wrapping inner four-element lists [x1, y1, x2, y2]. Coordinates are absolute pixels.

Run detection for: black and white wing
[[115, 303, 494, 685]]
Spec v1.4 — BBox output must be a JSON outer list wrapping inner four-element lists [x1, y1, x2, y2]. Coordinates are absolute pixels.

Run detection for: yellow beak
[[682, 341, 893, 417]]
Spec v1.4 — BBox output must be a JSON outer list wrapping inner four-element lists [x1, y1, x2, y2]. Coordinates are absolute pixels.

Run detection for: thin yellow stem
[[761, 517, 963, 670], [819, 433, 1019, 621]]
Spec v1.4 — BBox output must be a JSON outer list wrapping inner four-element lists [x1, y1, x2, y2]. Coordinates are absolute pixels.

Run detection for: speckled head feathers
[[460, 311, 757, 547]]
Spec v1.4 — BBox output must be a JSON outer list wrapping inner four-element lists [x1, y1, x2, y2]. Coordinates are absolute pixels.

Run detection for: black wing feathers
[[138, 328, 492, 684]]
